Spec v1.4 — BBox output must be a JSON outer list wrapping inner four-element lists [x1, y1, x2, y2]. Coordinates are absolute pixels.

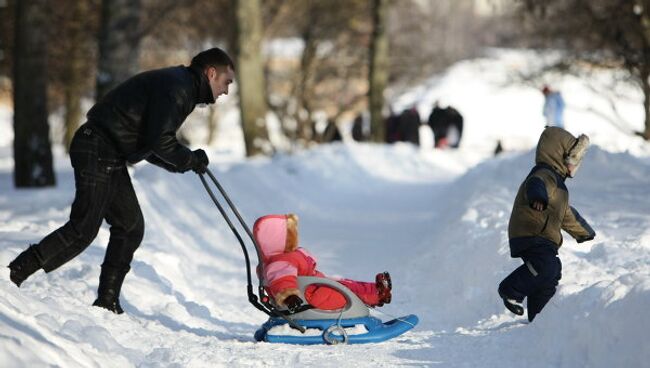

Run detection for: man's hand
[[284, 295, 303, 313], [191, 149, 209, 174], [531, 200, 545, 211]]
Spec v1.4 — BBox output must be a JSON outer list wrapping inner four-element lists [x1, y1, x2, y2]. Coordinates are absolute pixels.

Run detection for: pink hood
[[253, 215, 287, 259]]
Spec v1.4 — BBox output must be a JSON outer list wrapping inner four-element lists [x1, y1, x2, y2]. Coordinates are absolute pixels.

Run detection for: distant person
[[542, 85, 565, 128], [351, 114, 366, 142], [8, 47, 235, 314], [398, 107, 421, 146], [322, 119, 342, 143], [427, 102, 446, 146], [498, 127, 595, 322], [494, 140, 504, 156], [444, 106, 464, 148], [253, 214, 392, 311], [427, 101, 464, 149], [385, 107, 401, 144]]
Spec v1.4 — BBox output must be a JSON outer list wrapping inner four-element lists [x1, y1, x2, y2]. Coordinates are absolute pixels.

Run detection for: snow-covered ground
[[1, 50, 649, 367]]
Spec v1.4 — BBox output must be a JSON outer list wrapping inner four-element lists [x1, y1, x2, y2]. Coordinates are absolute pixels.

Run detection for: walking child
[[498, 127, 596, 322]]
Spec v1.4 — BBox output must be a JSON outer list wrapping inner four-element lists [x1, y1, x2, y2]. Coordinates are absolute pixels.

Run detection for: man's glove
[[284, 295, 303, 313], [191, 149, 209, 174]]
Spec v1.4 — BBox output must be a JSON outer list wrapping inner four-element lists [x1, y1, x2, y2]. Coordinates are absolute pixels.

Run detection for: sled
[[254, 276, 418, 345], [198, 169, 418, 345]]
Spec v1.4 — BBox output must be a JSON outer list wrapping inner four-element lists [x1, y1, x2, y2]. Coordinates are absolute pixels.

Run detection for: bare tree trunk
[[63, 76, 82, 152], [96, 0, 141, 100], [295, 26, 317, 144], [62, 0, 89, 152], [369, 0, 389, 143], [233, 0, 269, 156], [13, 0, 55, 187], [641, 67, 650, 139], [206, 105, 218, 145], [639, 5, 650, 140]]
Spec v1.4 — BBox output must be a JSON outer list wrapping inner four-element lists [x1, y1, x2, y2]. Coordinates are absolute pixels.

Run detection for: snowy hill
[[1, 50, 650, 367]]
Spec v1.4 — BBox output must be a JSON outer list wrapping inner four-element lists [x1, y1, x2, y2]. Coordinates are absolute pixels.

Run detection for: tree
[[48, 0, 97, 151], [233, 0, 269, 156], [13, 0, 55, 187], [519, 0, 650, 139], [368, 0, 389, 142], [96, 0, 142, 100], [388, 0, 480, 87], [262, 0, 370, 148], [0, 1, 14, 83]]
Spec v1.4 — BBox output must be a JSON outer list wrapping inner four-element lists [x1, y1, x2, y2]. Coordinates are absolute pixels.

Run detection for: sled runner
[[198, 169, 418, 345]]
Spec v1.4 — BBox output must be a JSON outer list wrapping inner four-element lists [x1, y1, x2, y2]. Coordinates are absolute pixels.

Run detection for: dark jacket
[[428, 106, 463, 147], [508, 127, 595, 257], [86, 65, 214, 172]]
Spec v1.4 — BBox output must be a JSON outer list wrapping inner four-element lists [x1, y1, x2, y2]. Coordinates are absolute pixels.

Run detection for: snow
[[1, 49, 649, 367]]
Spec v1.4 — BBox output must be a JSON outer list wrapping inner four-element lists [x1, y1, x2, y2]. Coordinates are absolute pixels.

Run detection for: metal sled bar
[[197, 169, 306, 332], [288, 276, 369, 320]]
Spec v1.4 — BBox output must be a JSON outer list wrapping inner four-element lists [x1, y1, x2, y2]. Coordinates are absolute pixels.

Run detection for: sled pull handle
[[197, 169, 306, 333]]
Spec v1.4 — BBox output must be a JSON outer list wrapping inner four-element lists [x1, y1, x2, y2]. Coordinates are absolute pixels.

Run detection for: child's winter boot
[[376, 271, 392, 306], [499, 290, 524, 316]]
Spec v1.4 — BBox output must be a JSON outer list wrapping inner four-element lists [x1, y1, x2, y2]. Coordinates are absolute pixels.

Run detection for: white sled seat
[[284, 276, 370, 320]]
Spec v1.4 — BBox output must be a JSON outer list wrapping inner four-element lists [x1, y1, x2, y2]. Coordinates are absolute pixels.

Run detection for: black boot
[[499, 289, 524, 316], [92, 265, 129, 314], [8, 245, 42, 287]]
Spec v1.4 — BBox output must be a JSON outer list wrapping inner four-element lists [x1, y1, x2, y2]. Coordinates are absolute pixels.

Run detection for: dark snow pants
[[498, 244, 562, 321], [34, 124, 144, 273]]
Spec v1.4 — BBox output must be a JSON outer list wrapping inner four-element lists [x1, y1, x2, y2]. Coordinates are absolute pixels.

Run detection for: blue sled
[[254, 314, 419, 345]]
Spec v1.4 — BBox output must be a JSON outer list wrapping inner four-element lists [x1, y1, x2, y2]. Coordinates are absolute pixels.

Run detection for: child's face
[[567, 163, 577, 177]]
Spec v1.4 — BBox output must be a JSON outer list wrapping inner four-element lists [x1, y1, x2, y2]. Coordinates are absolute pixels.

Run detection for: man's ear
[[204, 66, 215, 80]]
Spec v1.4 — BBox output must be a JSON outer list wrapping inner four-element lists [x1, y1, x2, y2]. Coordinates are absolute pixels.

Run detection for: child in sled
[[498, 127, 596, 322], [253, 213, 392, 312]]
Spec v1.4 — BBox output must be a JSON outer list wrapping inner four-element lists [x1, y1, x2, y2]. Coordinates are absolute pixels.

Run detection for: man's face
[[207, 66, 235, 101]]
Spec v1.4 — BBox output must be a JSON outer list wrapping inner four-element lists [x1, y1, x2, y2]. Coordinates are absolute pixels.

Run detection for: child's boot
[[376, 271, 392, 306], [499, 289, 524, 316]]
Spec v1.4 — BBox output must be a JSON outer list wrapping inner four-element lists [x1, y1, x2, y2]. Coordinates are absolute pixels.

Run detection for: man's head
[[190, 48, 236, 101]]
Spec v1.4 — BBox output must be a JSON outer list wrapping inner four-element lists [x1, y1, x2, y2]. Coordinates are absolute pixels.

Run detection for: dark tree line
[[5, 0, 254, 187], [7, 0, 606, 189], [3, 0, 399, 184]]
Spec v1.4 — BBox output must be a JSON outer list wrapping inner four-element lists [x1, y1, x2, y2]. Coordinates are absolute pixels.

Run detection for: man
[[8, 47, 235, 314], [542, 85, 565, 128]]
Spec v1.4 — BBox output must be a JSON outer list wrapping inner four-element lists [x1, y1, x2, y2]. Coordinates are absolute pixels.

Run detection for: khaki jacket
[[508, 127, 595, 256]]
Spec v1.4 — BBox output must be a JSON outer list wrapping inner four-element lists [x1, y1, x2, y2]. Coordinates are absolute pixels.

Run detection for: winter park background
[[2, 49, 650, 367]]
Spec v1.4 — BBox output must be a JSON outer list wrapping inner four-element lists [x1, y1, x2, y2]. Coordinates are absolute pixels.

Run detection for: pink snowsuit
[[253, 215, 380, 310]]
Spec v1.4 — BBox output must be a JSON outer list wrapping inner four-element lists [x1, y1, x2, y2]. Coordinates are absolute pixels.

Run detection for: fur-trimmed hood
[[535, 127, 589, 178], [253, 214, 299, 260]]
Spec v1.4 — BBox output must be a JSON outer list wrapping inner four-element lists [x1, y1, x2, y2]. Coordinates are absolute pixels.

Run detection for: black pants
[[34, 124, 144, 273], [499, 244, 562, 321]]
